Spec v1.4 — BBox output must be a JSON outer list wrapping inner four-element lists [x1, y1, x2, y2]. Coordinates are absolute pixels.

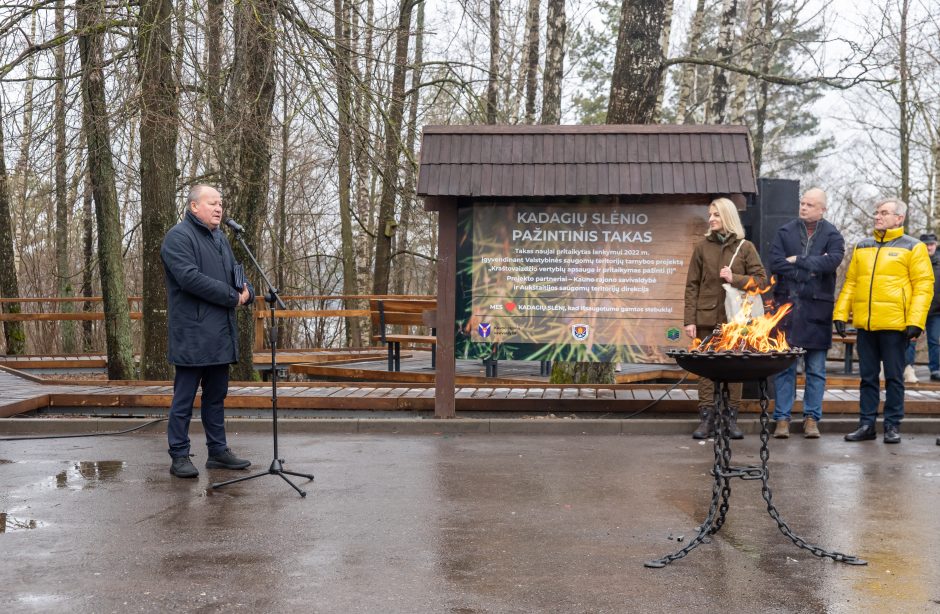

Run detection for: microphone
[[224, 217, 244, 233]]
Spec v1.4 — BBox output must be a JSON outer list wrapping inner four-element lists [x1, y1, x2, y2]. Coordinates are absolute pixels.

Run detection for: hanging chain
[[646, 377, 868, 568], [755, 379, 868, 565]]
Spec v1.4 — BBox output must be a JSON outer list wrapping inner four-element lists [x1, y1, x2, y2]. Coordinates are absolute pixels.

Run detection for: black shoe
[[936, 437, 939, 446], [931, 371, 940, 382], [844, 424, 877, 442], [206, 448, 251, 470], [170, 456, 199, 478], [883, 425, 901, 444]]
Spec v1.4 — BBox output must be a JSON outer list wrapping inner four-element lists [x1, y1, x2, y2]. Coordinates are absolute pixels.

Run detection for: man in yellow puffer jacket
[[833, 198, 935, 444]]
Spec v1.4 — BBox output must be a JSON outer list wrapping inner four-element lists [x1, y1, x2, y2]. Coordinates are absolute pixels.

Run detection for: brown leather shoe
[[773, 420, 790, 439], [803, 417, 821, 439]]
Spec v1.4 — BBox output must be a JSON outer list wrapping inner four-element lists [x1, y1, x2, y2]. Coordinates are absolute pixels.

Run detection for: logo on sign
[[571, 323, 590, 340], [666, 327, 681, 341], [478, 322, 492, 338]]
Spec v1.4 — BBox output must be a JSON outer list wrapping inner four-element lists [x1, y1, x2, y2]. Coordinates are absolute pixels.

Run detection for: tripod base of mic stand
[[210, 459, 314, 497]]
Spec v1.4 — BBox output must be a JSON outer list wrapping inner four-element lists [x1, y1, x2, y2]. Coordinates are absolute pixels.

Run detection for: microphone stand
[[210, 227, 314, 497]]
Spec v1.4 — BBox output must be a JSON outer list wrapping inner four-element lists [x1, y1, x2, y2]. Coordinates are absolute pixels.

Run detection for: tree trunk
[[653, 0, 674, 121], [486, 0, 500, 124], [353, 0, 376, 345], [550, 362, 615, 385], [393, 1, 425, 296], [81, 168, 95, 351], [751, 0, 772, 175], [14, 10, 38, 279], [706, 0, 738, 124], [139, 0, 179, 379], [675, 0, 706, 123], [78, 0, 136, 379], [0, 95, 26, 354], [54, 0, 77, 353], [898, 0, 910, 231], [523, 0, 539, 124], [729, 0, 761, 124], [334, 0, 362, 346], [226, 0, 279, 380], [607, 0, 668, 124], [206, 0, 230, 187], [932, 118, 940, 231], [372, 0, 418, 296], [540, 0, 565, 124], [486, 0, 501, 124]]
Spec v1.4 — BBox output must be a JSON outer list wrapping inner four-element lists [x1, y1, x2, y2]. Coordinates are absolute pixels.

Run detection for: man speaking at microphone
[[161, 185, 255, 478]]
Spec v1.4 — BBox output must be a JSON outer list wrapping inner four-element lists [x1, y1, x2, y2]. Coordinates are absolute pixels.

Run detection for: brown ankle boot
[[774, 420, 790, 439], [692, 407, 715, 439], [803, 417, 821, 438]]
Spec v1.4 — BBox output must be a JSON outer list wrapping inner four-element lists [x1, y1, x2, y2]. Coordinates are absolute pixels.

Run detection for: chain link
[[645, 378, 868, 568]]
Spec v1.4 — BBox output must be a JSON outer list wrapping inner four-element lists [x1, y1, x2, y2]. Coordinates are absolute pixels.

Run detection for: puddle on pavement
[[51, 460, 127, 489], [0, 512, 45, 533]]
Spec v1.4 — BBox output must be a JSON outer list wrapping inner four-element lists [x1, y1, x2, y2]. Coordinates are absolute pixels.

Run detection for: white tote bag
[[722, 240, 764, 322]]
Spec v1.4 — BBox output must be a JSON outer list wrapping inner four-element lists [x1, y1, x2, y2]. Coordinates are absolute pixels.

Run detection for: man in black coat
[[161, 185, 255, 478], [768, 188, 846, 439]]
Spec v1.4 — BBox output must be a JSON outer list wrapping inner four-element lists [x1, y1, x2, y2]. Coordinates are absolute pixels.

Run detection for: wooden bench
[[369, 299, 437, 372]]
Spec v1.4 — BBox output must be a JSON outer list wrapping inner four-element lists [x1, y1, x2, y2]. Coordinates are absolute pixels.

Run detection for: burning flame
[[692, 277, 792, 352]]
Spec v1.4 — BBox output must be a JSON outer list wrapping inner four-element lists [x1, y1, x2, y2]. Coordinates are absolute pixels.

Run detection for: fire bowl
[[666, 348, 805, 382]]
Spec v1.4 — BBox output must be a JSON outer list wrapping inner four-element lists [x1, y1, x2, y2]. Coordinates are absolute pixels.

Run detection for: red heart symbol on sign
[[504, 301, 516, 311]]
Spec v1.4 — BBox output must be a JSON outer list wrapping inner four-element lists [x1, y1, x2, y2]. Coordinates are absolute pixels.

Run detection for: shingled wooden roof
[[416, 124, 757, 198]]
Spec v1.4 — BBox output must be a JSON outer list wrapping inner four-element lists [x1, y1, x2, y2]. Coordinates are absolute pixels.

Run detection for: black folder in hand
[[233, 263, 247, 289]]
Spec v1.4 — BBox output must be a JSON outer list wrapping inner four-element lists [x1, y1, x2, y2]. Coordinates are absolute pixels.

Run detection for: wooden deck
[[3, 363, 940, 419]]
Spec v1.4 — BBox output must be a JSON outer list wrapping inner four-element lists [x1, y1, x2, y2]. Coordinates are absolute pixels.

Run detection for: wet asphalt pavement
[[2, 431, 940, 613]]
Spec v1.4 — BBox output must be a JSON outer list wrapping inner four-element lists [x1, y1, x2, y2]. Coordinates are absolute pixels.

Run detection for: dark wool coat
[[929, 251, 940, 316], [161, 211, 255, 366], [768, 218, 845, 349], [684, 233, 767, 328]]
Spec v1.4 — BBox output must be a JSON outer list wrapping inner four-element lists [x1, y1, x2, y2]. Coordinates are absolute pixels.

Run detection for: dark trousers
[[167, 364, 230, 458], [857, 329, 906, 428]]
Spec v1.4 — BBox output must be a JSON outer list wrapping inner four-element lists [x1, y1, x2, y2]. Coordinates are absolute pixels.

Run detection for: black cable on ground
[[598, 372, 691, 420], [0, 417, 168, 441]]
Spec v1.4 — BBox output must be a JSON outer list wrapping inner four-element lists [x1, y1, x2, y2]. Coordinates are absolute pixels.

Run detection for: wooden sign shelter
[[417, 125, 758, 418]]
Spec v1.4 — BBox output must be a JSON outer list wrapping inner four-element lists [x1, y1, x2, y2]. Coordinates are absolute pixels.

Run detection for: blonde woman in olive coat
[[684, 197, 767, 439]]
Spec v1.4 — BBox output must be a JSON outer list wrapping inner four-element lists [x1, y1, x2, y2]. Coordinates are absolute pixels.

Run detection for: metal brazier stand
[[644, 349, 867, 568]]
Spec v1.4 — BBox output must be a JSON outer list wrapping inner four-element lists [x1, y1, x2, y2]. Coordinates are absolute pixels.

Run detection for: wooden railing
[[0, 295, 435, 352]]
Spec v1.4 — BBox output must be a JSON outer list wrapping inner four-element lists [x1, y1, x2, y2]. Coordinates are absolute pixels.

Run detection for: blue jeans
[[167, 364, 230, 458], [927, 314, 940, 372], [856, 329, 906, 428], [773, 349, 827, 422]]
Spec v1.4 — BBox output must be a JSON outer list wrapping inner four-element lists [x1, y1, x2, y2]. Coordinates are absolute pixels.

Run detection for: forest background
[[0, 0, 937, 380]]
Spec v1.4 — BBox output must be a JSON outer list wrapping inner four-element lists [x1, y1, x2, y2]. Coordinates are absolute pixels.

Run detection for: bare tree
[[486, 0, 500, 123], [139, 0, 179, 379], [523, 0, 539, 123], [608, 0, 668, 124], [53, 0, 77, 353], [226, 0, 280, 380], [0, 94, 26, 354], [372, 0, 420, 296], [334, 0, 362, 345], [675, 0, 706, 123], [541, 0, 565, 124], [706, 0, 739, 123], [77, 0, 136, 378]]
